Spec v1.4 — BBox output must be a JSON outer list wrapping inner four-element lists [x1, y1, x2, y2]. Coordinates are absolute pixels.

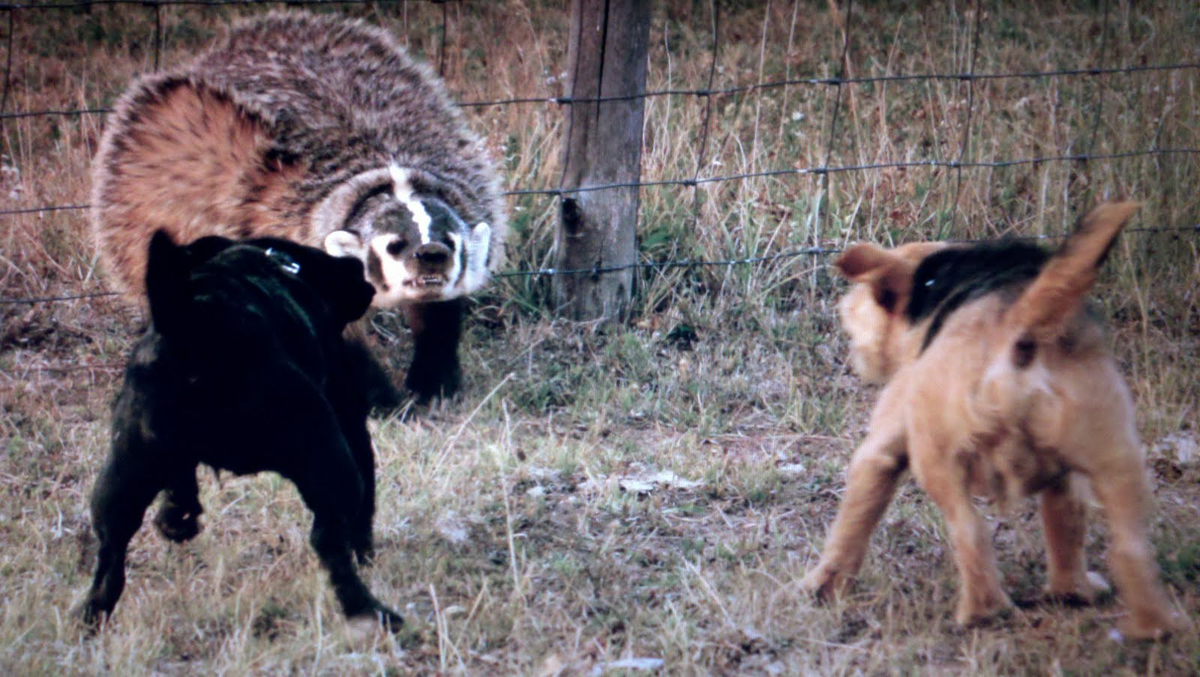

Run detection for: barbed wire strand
[[1075, 0, 1113, 218], [461, 62, 1200, 108], [1, 7, 13, 125], [5, 148, 1200, 220], [4, 222, 1198, 305], [950, 0, 984, 232], [4, 62, 1200, 121], [1084, 0, 1112, 159], [685, 0, 718, 237], [819, 0, 854, 246]]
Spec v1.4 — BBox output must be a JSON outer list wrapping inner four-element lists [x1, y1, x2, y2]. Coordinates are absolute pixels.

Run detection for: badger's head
[[312, 165, 491, 307]]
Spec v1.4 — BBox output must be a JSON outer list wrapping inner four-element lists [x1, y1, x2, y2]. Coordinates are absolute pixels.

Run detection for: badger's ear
[[324, 230, 366, 259], [457, 221, 491, 294], [835, 243, 915, 315], [145, 230, 191, 336]]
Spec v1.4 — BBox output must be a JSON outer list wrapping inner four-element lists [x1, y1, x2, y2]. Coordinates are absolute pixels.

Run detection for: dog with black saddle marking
[[78, 231, 403, 632], [801, 203, 1178, 640]]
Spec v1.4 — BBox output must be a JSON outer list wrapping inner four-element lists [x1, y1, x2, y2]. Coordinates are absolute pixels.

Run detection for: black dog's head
[[145, 231, 375, 343]]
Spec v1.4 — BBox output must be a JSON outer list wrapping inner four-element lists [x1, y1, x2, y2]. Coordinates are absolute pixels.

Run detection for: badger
[[91, 11, 507, 401]]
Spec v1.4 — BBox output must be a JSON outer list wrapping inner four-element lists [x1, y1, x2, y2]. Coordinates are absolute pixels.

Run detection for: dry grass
[[2, 1, 1198, 674]]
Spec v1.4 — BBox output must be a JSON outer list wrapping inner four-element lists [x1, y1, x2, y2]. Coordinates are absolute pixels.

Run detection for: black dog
[[79, 231, 403, 632]]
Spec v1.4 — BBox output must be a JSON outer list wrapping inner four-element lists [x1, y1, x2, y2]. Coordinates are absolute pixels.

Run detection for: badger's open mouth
[[406, 274, 449, 288]]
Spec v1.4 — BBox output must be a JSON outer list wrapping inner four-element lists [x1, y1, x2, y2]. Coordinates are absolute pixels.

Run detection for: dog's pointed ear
[[835, 244, 915, 314], [835, 243, 892, 281], [146, 230, 192, 336], [183, 235, 237, 264], [324, 256, 376, 325]]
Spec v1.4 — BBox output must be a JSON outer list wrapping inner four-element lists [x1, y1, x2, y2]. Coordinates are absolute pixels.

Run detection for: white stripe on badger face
[[389, 165, 433, 244]]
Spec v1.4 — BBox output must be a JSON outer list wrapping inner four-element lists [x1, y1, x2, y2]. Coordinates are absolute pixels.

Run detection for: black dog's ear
[[183, 235, 237, 264], [324, 256, 376, 324], [145, 230, 192, 336]]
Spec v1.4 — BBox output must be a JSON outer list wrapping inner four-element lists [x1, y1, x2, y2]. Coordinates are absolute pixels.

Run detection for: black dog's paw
[[345, 605, 409, 642], [74, 599, 107, 636], [153, 506, 203, 543], [376, 605, 405, 632], [352, 541, 376, 567]]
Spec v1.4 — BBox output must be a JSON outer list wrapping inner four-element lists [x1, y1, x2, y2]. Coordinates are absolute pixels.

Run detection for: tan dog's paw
[[1046, 570, 1110, 606], [799, 564, 851, 601], [1116, 608, 1179, 641], [954, 590, 1013, 628]]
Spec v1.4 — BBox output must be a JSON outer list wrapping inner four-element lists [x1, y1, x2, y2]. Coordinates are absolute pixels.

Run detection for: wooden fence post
[[553, 0, 651, 321]]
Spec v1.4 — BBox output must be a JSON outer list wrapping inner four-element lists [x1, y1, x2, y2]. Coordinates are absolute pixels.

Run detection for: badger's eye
[[386, 239, 408, 257]]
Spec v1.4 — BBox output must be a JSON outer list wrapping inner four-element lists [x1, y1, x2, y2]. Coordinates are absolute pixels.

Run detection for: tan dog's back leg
[[908, 428, 1012, 626], [1041, 476, 1108, 603], [1089, 455, 1176, 639], [801, 390, 907, 599]]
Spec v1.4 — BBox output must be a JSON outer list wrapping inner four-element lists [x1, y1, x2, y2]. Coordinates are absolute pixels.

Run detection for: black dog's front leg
[[80, 448, 166, 629], [402, 298, 465, 402]]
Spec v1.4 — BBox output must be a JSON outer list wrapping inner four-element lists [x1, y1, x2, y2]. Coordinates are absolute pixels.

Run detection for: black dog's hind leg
[[153, 467, 203, 543], [333, 340, 388, 564], [270, 377, 401, 630], [343, 420, 377, 565], [402, 298, 464, 401], [79, 448, 166, 629], [286, 454, 402, 630]]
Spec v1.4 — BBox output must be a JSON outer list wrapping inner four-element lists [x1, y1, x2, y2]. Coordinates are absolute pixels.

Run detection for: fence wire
[[2, 0, 1198, 307]]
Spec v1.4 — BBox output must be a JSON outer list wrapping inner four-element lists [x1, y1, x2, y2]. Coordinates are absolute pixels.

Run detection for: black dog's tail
[[145, 229, 192, 338]]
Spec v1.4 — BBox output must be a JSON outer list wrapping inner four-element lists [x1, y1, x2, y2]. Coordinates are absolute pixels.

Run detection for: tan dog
[[801, 203, 1177, 639]]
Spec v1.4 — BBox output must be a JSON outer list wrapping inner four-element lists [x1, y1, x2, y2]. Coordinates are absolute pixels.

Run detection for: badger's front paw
[[404, 358, 461, 402]]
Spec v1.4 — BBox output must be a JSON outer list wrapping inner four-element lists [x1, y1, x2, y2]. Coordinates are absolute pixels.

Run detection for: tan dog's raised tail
[[802, 202, 1178, 639]]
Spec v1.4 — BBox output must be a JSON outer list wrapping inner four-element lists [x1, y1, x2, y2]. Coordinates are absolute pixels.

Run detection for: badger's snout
[[414, 242, 452, 267]]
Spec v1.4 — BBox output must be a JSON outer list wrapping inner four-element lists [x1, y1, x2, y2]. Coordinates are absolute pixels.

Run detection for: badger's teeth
[[406, 275, 448, 288]]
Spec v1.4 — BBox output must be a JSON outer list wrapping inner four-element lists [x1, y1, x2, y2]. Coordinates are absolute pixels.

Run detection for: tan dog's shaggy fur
[[801, 203, 1178, 639]]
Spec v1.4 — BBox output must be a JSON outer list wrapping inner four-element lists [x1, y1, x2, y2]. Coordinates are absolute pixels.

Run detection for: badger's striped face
[[322, 166, 490, 307]]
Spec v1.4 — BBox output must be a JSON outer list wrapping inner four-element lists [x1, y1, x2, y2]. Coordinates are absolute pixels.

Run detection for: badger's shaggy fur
[[91, 11, 507, 400]]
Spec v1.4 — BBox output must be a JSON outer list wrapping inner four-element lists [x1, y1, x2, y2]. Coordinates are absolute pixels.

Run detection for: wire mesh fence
[[1, 0, 1197, 307]]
